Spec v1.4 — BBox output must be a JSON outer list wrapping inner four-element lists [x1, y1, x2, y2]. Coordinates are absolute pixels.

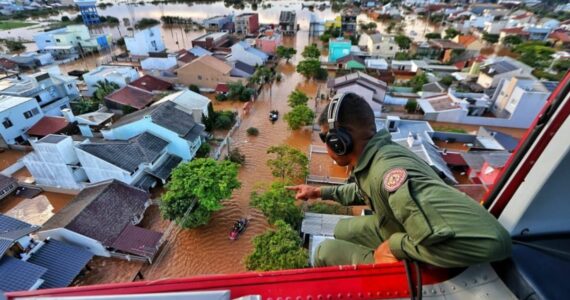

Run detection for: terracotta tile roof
[[129, 75, 173, 92], [215, 83, 229, 93], [549, 31, 570, 43], [428, 39, 465, 50], [0, 58, 17, 70], [177, 51, 197, 63], [105, 86, 156, 110], [500, 27, 529, 35], [27, 116, 69, 137], [110, 224, 162, 259], [457, 35, 478, 47], [442, 152, 468, 166]]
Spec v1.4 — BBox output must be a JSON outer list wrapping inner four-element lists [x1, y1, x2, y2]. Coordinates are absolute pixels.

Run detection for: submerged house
[[38, 180, 163, 263]]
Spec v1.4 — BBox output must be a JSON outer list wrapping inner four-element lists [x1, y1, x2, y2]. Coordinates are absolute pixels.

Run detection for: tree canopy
[[425, 32, 441, 40], [93, 80, 120, 102], [296, 59, 326, 80], [301, 44, 321, 59], [444, 28, 459, 39], [135, 18, 160, 30], [5, 40, 25, 53], [250, 181, 303, 229], [266, 145, 309, 182], [160, 158, 241, 228], [513, 41, 555, 69], [226, 81, 255, 101], [407, 73, 429, 92], [394, 35, 412, 49], [249, 66, 275, 87], [502, 35, 523, 47], [287, 89, 309, 107], [276, 46, 296, 63], [284, 104, 315, 130], [482, 32, 499, 44], [245, 220, 308, 271]]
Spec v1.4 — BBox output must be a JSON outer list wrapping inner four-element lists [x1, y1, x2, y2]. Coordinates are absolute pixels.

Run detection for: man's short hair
[[319, 93, 377, 140]]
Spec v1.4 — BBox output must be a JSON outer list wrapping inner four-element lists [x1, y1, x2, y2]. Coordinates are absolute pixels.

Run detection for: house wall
[[22, 137, 85, 190], [37, 228, 110, 257], [177, 60, 243, 90], [33, 28, 66, 51], [125, 26, 166, 56], [83, 67, 140, 96], [337, 85, 380, 113], [367, 36, 400, 58], [76, 148, 136, 184], [0, 98, 43, 144], [101, 118, 199, 161], [141, 56, 178, 71]]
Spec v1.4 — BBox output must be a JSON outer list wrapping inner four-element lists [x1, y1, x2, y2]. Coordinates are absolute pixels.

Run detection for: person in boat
[[233, 219, 246, 232], [287, 92, 511, 268]]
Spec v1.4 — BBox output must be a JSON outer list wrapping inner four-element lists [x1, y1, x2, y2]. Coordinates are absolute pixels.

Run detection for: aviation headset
[[326, 92, 354, 156]]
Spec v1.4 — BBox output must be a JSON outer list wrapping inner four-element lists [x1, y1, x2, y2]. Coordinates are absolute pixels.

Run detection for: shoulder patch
[[383, 168, 408, 192]]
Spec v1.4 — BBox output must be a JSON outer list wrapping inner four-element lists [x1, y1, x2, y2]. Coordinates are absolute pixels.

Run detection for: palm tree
[[93, 80, 120, 103], [250, 66, 277, 108]]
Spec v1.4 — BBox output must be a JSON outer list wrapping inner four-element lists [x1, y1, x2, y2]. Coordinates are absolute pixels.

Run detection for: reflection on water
[[0, 192, 74, 225]]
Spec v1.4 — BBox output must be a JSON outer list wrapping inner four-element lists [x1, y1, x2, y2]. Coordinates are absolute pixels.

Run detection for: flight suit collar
[[353, 129, 392, 175]]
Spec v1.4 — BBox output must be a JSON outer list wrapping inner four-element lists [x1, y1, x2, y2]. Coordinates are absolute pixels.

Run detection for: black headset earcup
[[326, 128, 352, 156]]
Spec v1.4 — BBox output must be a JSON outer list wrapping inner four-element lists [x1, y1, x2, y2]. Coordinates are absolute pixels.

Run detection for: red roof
[[129, 75, 173, 92], [105, 86, 156, 110], [500, 27, 529, 35], [0, 58, 17, 70], [549, 31, 570, 43], [457, 35, 478, 47], [27, 116, 69, 137], [442, 152, 468, 166], [177, 51, 197, 64], [215, 83, 229, 93], [110, 224, 162, 259]]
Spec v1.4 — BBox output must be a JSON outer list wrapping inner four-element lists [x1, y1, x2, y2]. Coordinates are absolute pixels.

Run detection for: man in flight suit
[[287, 93, 511, 268]]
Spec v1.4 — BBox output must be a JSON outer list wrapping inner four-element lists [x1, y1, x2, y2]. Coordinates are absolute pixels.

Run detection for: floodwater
[[0, 192, 74, 225]]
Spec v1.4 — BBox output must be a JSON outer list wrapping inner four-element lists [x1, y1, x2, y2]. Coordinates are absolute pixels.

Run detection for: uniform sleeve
[[320, 183, 358, 206], [386, 179, 512, 267]]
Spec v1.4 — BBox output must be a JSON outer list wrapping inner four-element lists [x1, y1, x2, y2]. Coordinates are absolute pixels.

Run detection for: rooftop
[[481, 60, 519, 76], [110, 224, 163, 259], [76, 111, 114, 126], [129, 75, 173, 92], [301, 213, 353, 237], [279, 11, 296, 23], [0, 256, 47, 292], [110, 101, 204, 142], [85, 65, 136, 78], [375, 117, 434, 140], [193, 32, 228, 42], [41, 180, 149, 246], [77, 132, 169, 173], [37, 134, 68, 144], [329, 71, 388, 90], [27, 116, 69, 137], [105, 86, 156, 110], [0, 95, 33, 112]]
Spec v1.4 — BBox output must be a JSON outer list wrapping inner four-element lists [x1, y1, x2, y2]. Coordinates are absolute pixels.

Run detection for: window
[[198, 75, 203, 80], [35, 95, 42, 103], [2, 118, 12, 129], [376, 46, 380, 50], [76, 36, 81, 40], [32, 108, 40, 115], [23, 108, 39, 119], [389, 46, 393, 50], [56, 39, 61, 42], [60, 105, 67, 109]]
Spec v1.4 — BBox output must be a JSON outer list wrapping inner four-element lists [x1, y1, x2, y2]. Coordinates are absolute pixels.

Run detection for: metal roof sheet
[[110, 224, 162, 259], [0, 256, 47, 292], [27, 239, 92, 289]]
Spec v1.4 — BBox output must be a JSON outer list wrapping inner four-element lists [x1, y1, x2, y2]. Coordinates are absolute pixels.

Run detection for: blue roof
[[0, 214, 37, 259], [27, 239, 93, 289], [0, 214, 32, 233], [237, 41, 269, 61], [0, 256, 47, 292]]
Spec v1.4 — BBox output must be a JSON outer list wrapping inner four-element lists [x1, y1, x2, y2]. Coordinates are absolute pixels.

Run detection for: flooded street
[[0, 0, 447, 285], [139, 33, 320, 280]]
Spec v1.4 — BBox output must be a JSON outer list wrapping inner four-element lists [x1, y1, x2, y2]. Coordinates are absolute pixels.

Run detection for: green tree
[[250, 181, 302, 228], [4, 40, 25, 53], [249, 66, 275, 88], [296, 59, 323, 80], [553, 60, 570, 73], [246, 127, 259, 136], [245, 220, 308, 271], [266, 145, 309, 181], [61, 16, 70, 22], [284, 104, 315, 130], [160, 158, 241, 228], [395, 51, 411, 60], [276, 46, 296, 63], [195, 143, 211, 158], [439, 75, 454, 87], [188, 84, 200, 94], [444, 28, 459, 39], [425, 32, 441, 40], [405, 99, 418, 113], [226, 148, 246, 165], [93, 80, 120, 102], [395, 35, 412, 49], [227, 81, 254, 101], [482, 32, 499, 44], [407, 73, 429, 92], [386, 21, 396, 34], [135, 18, 160, 30], [287, 89, 309, 107], [308, 202, 350, 215], [71, 98, 99, 114], [301, 44, 321, 59], [502, 35, 523, 47]]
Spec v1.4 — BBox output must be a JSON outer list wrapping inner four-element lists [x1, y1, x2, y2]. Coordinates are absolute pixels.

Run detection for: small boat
[[229, 218, 249, 240]]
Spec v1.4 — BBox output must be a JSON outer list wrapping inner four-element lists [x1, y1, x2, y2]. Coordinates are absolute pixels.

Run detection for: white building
[[82, 66, 140, 96], [476, 57, 534, 89], [227, 41, 269, 67], [0, 69, 80, 116], [140, 54, 178, 71], [366, 33, 400, 59], [0, 95, 43, 145], [33, 25, 111, 60], [124, 26, 166, 57], [152, 89, 211, 123], [327, 72, 387, 116], [21, 135, 87, 190]]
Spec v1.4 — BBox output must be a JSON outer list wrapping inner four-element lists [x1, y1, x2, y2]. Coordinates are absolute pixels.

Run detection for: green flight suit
[[315, 129, 512, 268]]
